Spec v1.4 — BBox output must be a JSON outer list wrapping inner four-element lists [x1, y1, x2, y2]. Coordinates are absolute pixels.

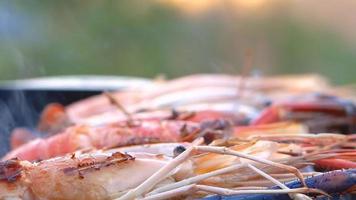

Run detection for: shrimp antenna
[[116, 142, 307, 200], [104, 92, 134, 125], [238, 48, 254, 98]]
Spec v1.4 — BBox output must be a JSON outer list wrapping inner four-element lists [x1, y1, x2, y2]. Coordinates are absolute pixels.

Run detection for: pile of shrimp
[[1, 74, 355, 200]]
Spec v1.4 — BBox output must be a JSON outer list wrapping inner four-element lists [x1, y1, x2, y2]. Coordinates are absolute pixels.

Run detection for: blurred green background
[[0, 0, 355, 84]]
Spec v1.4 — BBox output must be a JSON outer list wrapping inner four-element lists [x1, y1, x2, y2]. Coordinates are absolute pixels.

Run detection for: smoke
[[0, 90, 40, 157], [0, 99, 14, 157], [8, 91, 38, 127]]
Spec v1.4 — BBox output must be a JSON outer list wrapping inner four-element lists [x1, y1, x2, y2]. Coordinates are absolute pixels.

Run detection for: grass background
[[0, 1, 355, 84]]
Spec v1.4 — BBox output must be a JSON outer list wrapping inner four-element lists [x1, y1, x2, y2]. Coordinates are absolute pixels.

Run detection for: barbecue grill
[[0, 76, 151, 156]]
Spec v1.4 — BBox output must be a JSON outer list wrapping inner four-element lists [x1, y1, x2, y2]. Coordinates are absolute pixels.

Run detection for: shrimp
[[43, 74, 330, 130], [29, 73, 354, 141], [75, 108, 254, 127], [9, 109, 245, 152], [125, 136, 355, 200], [0, 140, 317, 200], [246, 133, 356, 171], [37, 103, 72, 134], [5, 118, 310, 162], [252, 93, 356, 133], [4, 119, 233, 161], [0, 152, 166, 200], [105, 138, 331, 200]]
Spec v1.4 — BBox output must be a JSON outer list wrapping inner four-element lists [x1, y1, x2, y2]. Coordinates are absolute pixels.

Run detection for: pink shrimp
[[252, 93, 356, 133], [0, 140, 315, 200], [4, 119, 232, 161]]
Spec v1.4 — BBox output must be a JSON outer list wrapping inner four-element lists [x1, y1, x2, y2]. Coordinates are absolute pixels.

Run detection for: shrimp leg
[[142, 185, 324, 200], [144, 164, 324, 200], [202, 169, 356, 200], [246, 164, 317, 200], [117, 141, 305, 200]]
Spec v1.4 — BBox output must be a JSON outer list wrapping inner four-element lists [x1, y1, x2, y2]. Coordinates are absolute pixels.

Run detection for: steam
[[8, 91, 38, 127], [0, 100, 14, 157], [0, 90, 40, 157]]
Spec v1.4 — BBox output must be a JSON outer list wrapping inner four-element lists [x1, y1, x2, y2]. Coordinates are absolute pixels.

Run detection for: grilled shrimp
[[0, 140, 312, 200], [4, 119, 233, 161], [42, 74, 329, 130], [29, 73, 354, 140], [252, 93, 356, 133], [6, 118, 310, 162], [0, 152, 167, 200]]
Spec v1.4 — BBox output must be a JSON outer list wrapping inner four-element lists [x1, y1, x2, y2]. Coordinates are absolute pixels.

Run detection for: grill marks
[[1, 152, 136, 182], [62, 152, 135, 179], [0, 158, 23, 182]]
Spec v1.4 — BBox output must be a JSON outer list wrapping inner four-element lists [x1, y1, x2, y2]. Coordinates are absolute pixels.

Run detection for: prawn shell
[[25, 152, 169, 200]]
